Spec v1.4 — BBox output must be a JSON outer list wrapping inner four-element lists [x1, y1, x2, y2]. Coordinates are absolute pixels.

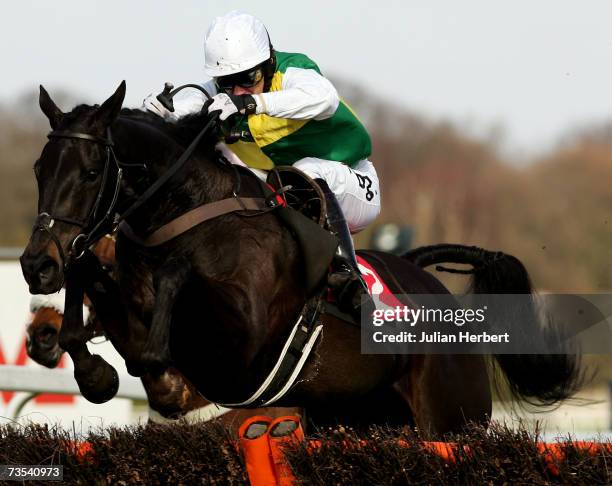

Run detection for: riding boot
[[315, 178, 374, 322]]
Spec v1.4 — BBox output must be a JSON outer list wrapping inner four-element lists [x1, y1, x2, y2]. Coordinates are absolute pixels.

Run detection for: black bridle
[[36, 84, 221, 271], [35, 128, 123, 269]]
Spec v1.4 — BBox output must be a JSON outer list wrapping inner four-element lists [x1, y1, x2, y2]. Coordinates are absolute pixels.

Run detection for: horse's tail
[[402, 244, 585, 407]]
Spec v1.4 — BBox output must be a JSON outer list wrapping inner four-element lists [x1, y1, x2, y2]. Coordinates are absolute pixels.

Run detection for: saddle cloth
[[356, 254, 403, 309]]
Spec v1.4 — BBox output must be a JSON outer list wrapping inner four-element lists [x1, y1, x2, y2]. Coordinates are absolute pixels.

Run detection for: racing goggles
[[215, 65, 265, 92]]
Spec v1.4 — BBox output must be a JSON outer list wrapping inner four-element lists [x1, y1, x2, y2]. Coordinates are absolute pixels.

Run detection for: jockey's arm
[[254, 67, 340, 121], [141, 79, 218, 121]]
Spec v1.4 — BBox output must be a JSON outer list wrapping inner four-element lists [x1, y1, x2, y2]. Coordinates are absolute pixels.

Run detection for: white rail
[[0, 365, 147, 420]]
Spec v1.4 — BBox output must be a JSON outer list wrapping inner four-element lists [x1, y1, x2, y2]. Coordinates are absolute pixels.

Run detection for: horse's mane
[[61, 104, 216, 150], [118, 108, 216, 149]]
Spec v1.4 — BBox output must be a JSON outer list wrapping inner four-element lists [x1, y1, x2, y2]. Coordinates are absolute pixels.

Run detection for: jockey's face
[[232, 78, 265, 96], [215, 64, 267, 96]]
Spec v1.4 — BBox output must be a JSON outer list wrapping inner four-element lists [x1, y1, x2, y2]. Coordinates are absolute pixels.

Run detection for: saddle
[[266, 167, 395, 326], [265, 166, 338, 295]]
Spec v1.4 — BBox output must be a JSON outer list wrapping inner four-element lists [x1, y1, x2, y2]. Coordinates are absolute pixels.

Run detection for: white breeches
[[216, 143, 381, 233], [292, 158, 380, 233]]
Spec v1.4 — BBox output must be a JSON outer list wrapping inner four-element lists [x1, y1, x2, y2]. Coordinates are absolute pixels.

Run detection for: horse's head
[[25, 291, 67, 368], [26, 287, 105, 368], [20, 82, 125, 294], [26, 306, 63, 368]]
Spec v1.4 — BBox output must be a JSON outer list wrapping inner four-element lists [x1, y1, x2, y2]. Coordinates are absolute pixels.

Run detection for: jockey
[[143, 10, 380, 318]]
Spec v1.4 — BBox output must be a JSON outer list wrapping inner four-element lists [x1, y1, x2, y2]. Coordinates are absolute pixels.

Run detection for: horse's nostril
[[22, 251, 63, 294], [37, 259, 57, 285]]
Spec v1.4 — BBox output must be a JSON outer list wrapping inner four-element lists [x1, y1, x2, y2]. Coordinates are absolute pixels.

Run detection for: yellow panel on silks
[[248, 71, 308, 148], [228, 140, 275, 170]]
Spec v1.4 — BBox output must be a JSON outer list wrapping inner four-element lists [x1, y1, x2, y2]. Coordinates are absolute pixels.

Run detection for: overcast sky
[[4, 1, 612, 154]]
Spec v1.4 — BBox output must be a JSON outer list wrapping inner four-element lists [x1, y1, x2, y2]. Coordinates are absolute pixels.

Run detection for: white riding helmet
[[204, 11, 272, 78]]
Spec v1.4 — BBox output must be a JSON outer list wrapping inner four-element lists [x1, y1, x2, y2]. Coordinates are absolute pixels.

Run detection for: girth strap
[[217, 294, 324, 408], [119, 196, 269, 247]]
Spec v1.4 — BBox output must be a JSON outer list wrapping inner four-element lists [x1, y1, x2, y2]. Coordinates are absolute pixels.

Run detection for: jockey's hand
[[142, 93, 172, 118], [207, 93, 257, 121]]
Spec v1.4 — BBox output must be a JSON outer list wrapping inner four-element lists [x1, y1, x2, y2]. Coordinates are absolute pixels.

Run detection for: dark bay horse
[[20, 82, 584, 436], [25, 234, 300, 432]]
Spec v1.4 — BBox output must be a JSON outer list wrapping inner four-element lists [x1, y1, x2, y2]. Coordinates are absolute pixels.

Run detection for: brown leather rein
[[119, 195, 272, 247]]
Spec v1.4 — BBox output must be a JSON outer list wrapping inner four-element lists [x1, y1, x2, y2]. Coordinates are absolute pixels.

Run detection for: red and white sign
[[0, 261, 145, 430]]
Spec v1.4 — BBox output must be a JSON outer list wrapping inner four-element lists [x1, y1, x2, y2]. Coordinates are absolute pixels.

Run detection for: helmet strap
[[262, 28, 276, 92], [263, 51, 276, 92]]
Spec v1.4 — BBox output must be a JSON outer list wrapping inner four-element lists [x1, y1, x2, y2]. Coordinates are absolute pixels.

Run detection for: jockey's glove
[[143, 93, 173, 119], [207, 93, 257, 121]]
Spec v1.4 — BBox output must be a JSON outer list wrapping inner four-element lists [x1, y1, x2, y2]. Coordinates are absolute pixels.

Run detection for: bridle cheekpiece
[[36, 128, 123, 269]]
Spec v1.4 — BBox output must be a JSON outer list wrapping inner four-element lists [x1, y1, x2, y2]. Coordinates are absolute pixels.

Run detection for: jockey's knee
[[293, 157, 342, 187], [344, 198, 381, 233], [293, 157, 381, 233]]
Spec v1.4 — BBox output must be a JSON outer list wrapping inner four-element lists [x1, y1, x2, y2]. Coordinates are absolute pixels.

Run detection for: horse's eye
[[86, 169, 100, 181]]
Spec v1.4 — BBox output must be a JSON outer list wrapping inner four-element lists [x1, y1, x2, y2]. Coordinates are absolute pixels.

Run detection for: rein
[[118, 113, 219, 222], [119, 195, 277, 247]]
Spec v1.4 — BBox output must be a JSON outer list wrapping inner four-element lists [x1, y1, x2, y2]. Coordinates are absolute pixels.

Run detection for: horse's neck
[[113, 117, 183, 179], [112, 117, 231, 233], [112, 117, 307, 336]]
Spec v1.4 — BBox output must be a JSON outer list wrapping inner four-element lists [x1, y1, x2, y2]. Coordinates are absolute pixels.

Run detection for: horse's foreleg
[[139, 259, 192, 376], [59, 256, 119, 404], [83, 264, 149, 375]]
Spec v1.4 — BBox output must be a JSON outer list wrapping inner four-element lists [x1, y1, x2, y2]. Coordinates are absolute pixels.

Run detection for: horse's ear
[[95, 80, 126, 128], [39, 85, 63, 129]]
